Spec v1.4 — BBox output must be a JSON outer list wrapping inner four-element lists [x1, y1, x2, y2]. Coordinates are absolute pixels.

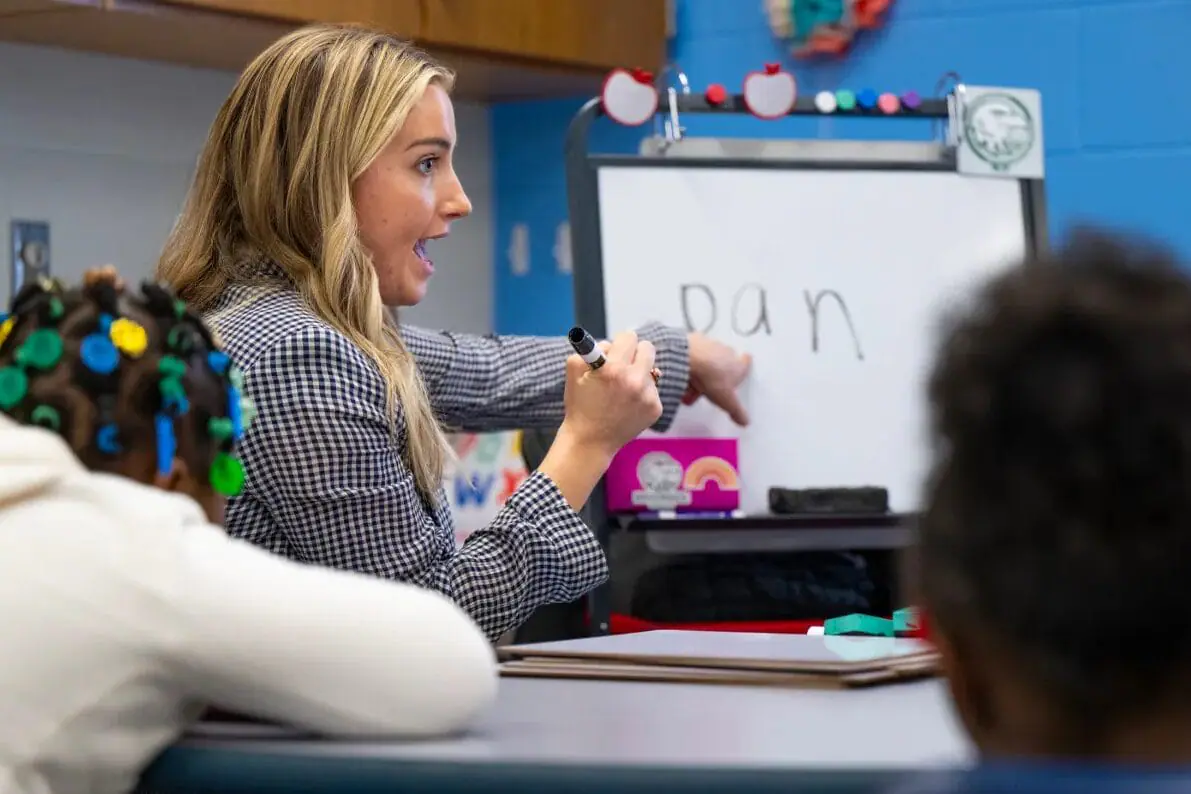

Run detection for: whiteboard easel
[[563, 89, 1046, 634]]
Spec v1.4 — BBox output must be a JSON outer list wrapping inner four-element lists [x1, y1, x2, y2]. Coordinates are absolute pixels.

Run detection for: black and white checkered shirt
[[205, 268, 690, 640]]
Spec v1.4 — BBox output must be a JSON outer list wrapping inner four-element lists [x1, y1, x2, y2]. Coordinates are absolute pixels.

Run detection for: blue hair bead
[[154, 413, 176, 477], [97, 313, 113, 333], [80, 333, 120, 375], [96, 423, 122, 455]]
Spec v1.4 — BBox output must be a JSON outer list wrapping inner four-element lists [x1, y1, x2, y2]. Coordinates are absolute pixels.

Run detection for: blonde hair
[[156, 23, 454, 501]]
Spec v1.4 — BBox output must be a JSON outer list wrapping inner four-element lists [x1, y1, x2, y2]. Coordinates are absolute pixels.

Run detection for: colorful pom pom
[[155, 413, 176, 477], [0, 317, 13, 348], [0, 367, 28, 410], [96, 423, 122, 455], [207, 351, 230, 375], [17, 329, 63, 371], [30, 404, 60, 431], [110, 318, 148, 358], [210, 451, 246, 497], [80, 333, 120, 375], [207, 416, 234, 442]]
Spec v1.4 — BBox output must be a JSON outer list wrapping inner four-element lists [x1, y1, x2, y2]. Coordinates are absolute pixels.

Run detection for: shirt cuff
[[636, 322, 690, 432], [504, 470, 586, 527]]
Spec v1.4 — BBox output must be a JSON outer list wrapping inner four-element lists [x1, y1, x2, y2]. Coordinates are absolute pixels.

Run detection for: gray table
[[138, 633, 972, 793]]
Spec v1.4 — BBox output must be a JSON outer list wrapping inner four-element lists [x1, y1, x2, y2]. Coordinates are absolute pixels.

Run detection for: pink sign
[[605, 437, 740, 513]]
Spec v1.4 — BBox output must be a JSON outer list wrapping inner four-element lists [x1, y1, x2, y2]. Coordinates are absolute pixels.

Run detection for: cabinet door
[[421, 0, 667, 71], [155, 0, 421, 32]]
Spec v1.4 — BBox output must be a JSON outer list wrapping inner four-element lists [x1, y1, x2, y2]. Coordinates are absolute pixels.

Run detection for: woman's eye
[[417, 157, 438, 175]]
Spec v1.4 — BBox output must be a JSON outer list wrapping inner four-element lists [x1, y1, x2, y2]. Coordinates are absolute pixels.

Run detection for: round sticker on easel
[[742, 63, 797, 120], [601, 67, 658, 126]]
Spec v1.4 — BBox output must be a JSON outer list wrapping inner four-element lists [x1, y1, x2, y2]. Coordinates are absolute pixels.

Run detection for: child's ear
[[153, 457, 190, 493]]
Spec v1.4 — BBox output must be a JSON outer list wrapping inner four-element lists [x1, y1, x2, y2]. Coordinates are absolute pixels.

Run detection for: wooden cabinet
[[420, 0, 666, 73], [0, 0, 668, 101], [157, 0, 421, 32]]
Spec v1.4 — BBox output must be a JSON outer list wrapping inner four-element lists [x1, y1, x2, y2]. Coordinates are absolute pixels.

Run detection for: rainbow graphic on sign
[[605, 438, 741, 513]]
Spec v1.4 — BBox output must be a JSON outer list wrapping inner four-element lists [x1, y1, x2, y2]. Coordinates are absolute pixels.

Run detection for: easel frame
[[563, 91, 1048, 635]]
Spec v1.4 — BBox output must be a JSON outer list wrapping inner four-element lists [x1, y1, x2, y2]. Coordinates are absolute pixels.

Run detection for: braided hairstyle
[[0, 267, 252, 502]]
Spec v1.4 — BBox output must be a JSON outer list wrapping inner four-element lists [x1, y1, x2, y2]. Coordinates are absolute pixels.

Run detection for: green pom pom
[[210, 452, 246, 497], [207, 416, 234, 442], [0, 367, 28, 410], [30, 404, 60, 431], [167, 326, 193, 353], [240, 395, 257, 429], [158, 355, 187, 379], [16, 328, 63, 371]]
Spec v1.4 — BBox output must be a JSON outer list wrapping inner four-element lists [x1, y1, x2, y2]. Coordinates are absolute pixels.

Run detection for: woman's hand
[[538, 330, 663, 509], [560, 330, 663, 457], [683, 332, 752, 426]]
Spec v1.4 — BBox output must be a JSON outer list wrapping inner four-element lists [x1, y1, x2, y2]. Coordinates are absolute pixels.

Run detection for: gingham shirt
[[205, 268, 690, 640]]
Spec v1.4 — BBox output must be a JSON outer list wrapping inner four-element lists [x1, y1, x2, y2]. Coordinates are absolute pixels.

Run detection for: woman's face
[[353, 83, 472, 307]]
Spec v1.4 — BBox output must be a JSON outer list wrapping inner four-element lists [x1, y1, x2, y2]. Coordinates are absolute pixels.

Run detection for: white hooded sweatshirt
[[0, 415, 498, 794]]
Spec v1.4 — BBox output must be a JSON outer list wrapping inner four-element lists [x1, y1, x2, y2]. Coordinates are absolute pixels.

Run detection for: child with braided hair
[[0, 268, 496, 794]]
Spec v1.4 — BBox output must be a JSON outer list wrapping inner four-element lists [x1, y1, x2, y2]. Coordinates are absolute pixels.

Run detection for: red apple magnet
[[601, 67, 658, 126], [742, 63, 797, 120]]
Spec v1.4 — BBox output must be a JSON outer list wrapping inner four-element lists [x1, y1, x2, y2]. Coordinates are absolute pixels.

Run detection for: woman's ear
[[152, 457, 190, 493]]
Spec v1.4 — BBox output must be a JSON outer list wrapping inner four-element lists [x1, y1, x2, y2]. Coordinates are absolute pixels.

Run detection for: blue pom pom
[[96, 423, 122, 455], [207, 351, 230, 375], [80, 333, 120, 375], [155, 413, 176, 476], [228, 385, 244, 441]]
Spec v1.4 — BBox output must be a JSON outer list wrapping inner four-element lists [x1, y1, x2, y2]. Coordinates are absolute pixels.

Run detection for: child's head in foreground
[[917, 229, 1191, 762], [0, 266, 252, 524]]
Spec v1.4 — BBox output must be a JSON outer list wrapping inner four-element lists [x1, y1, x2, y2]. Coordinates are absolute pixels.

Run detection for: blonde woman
[[157, 23, 751, 641]]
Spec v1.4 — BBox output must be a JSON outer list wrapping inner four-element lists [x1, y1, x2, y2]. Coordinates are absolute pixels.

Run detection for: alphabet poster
[[444, 431, 529, 546]]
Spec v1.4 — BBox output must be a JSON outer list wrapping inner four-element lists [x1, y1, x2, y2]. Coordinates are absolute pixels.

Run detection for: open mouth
[[414, 240, 432, 267]]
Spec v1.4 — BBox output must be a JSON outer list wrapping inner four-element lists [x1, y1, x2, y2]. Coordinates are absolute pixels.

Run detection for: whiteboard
[[594, 165, 1028, 514]]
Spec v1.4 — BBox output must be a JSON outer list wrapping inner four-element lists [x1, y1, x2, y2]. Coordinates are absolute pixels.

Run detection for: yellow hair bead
[[0, 317, 12, 348], [109, 318, 148, 358]]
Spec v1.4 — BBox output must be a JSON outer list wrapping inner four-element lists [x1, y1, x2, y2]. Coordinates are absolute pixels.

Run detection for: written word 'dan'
[[679, 283, 864, 360]]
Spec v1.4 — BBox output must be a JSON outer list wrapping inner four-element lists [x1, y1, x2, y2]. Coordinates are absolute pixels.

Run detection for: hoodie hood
[[0, 414, 84, 504]]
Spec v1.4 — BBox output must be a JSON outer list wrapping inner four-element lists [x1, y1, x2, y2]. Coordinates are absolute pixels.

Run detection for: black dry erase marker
[[568, 326, 661, 383]]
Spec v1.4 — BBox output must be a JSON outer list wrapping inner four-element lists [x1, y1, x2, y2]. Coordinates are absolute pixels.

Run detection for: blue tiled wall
[[491, 0, 1191, 335]]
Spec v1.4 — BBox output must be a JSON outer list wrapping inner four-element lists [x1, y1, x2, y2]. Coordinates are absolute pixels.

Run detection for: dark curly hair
[[0, 267, 250, 496], [917, 228, 1191, 727]]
